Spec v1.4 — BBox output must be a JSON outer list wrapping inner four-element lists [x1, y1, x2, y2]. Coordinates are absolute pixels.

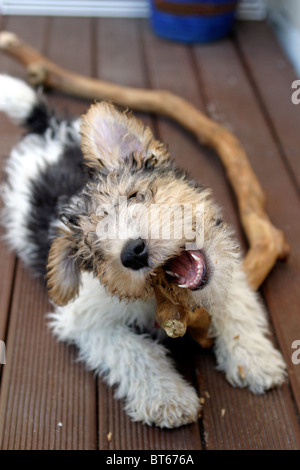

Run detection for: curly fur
[[0, 75, 286, 428]]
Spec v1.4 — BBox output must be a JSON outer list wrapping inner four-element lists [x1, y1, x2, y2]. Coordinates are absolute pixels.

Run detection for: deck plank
[[235, 21, 300, 193], [193, 34, 300, 448], [142, 20, 300, 449], [0, 264, 97, 449], [0, 15, 20, 365], [0, 16, 97, 450], [0, 15, 44, 385], [0, 114, 16, 345]]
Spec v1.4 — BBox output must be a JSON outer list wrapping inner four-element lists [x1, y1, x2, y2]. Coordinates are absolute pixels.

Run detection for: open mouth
[[163, 250, 207, 290]]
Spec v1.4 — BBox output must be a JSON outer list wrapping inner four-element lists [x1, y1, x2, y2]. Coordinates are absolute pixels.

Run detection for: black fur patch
[[26, 145, 90, 275], [25, 101, 50, 135]]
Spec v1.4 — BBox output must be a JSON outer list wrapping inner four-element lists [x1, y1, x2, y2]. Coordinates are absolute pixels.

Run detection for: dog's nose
[[121, 238, 148, 270]]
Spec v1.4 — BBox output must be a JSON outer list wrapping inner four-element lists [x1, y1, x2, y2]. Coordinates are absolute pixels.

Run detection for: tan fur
[[74, 172, 221, 302], [80, 102, 170, 171], [47, 229, 81, 306], [46, 103, 237, 309]]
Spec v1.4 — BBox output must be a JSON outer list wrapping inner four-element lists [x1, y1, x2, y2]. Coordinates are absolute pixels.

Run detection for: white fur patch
[[2, 133, 64, 264], [0, 74, 38, 123], [209, 265, 287, 393], [49, 272, 200, 428]]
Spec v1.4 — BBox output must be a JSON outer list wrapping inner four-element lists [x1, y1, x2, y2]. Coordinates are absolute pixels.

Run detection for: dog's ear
[[80, 102, 169, 171], [46, 229, 81, 306]]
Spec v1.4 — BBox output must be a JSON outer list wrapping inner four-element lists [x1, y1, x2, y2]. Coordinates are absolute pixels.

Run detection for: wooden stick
[[0, 31, 290, 289], [152, 269, 213, 348]]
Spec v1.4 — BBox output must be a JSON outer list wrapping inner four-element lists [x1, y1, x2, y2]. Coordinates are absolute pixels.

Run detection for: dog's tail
[[0, 74, 49, 133]]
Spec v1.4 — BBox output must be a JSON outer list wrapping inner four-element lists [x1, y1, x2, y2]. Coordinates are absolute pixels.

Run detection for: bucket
[[150, 0, 239, 43]]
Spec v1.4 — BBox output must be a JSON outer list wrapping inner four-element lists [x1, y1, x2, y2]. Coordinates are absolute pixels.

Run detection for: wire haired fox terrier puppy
[[0, 75, 286, 428]]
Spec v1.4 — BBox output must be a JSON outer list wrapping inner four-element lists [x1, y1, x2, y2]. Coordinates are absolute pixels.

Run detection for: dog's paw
[[125, 382, 201, 428], [216, 337, 287, 394]]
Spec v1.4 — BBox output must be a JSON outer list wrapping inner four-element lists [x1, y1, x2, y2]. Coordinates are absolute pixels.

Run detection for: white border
[[0, 0, 266, 20], [0, 1, 150, 17], [269, 11, 300, 78]]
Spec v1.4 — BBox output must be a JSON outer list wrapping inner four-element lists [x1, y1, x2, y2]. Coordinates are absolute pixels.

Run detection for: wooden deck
[[0, 15, 300, 450]]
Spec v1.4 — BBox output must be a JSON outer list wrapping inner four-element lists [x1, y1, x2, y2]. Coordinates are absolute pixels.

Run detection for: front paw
[[216, 337, 287, 394], [125, 382, 201, 428]]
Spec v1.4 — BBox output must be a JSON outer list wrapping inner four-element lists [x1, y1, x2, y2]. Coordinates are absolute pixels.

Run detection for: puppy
[[0, 75, 286, 428]]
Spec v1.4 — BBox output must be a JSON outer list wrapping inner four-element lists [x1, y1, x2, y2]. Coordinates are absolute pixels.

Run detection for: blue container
[[150, 0, 239, 43]]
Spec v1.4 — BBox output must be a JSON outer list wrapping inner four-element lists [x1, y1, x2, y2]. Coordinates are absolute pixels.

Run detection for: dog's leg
[[48, 277, 200, 428], [51, 314, 200, 428], [210, 265, 286, 393]]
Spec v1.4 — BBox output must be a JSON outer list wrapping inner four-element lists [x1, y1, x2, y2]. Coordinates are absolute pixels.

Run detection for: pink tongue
[[166, 250, 205, 289], [167, 251, 192, 278]]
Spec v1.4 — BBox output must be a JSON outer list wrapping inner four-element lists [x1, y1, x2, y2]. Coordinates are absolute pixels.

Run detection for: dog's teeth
[[165, 270, 179, 278], [178, 283, 189, 288], [191, 253, 201, 261]]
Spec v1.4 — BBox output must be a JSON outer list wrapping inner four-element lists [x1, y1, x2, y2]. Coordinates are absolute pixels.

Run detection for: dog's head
[[47, 102, 239, 307]]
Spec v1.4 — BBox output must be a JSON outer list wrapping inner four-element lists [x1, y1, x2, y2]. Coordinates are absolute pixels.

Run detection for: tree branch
[[0, 31, 290, 289]]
